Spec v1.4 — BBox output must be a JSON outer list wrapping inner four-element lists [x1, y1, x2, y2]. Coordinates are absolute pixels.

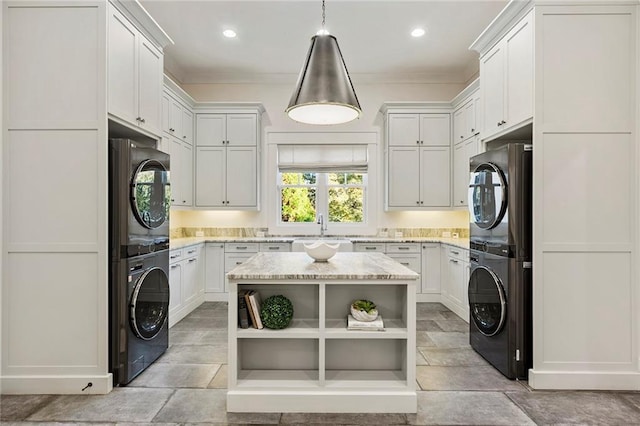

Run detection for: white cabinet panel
[[168, 97, 182, 138], [169, 261, 183, 318], [108, 6, 137, 126], [420, 147, 450, 207], [387, 114, 419, 146], [227, 147, 257, 207], [388, 147, 420, 207], [481, 45, 505, 137], [420, 244, 441, 294], [137, 38, 162, 135], [419, 114, 450, 146], [453, 137, 479, 207], [227, 114, 258, 146], [182, 109, 194, 144], [8, 5, 102, 129], [195, 147, 225, 207], [196, 114, 226, 146], [170, 138, 193, 206], [205, 244, 225, 293], [183, 255, 201, 306]]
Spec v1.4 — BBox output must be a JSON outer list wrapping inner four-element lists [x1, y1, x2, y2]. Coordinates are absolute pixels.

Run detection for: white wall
[[176, 81, 470, 231]]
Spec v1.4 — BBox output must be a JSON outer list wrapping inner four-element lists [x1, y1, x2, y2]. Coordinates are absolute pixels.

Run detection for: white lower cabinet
[[168, 244, 204, 327], [440, 245, 469, 322], [205, 243, 225, 293], [420, 243, 441, 295]]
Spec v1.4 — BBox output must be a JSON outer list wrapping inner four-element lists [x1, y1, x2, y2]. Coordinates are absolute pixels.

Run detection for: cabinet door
[[161, 94, 172, 135], [196, 114, 226, 146], [419, 114, 450, 146], [169, 97, 182, 139], [183, 256, 199, 306], [195, 147, 225, 207], [463, 100, 476, 137], [420, 147, 450, 207], [505, 12, 533, 129], [388, 147, 420, 207], [421, 244, 441, 294], [180, 142, 193, 206], [169, 262, 182, 317], [463, 260, 470, 320], [453, 107, 466, 144], [138, 38, 162, 136], [226, 147, 257, 207], [108, 6, 137, 125], [481, 43, 505, 138], [387, 114, 420, 146], [226, 114, 257, 146], [182, 108, 194, 144], [205, 244, 225, 292], [447, 255, 465, 307], [169, 138, 183, 206], [453, 141, 467, 207]]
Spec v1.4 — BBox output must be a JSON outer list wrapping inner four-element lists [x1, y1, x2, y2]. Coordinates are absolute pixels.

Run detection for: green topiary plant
[[351, 299, 376, 314], [260, 295, 294, 329]]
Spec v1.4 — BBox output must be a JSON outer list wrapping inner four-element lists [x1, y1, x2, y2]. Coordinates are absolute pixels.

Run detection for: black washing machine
[[111, 250, 170, 385], [109, 138, 171, 385], [468, 245, 531, 379]]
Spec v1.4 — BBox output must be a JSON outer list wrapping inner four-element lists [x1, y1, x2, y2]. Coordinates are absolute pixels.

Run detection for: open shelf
[[325, 284, 408, 328], [325, 318, 408, 338], [237, 318, 319, 338], [324, 369, 408, 388], [237, 369, 320, 387]]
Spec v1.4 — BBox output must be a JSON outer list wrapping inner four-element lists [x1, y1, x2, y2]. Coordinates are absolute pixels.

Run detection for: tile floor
[[2, 302, 640, 425]]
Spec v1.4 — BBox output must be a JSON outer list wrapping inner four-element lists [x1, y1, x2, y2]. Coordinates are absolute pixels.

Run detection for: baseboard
[[528, 369, 640, 390], [440, 296, 469, 322], [416, 293, 441, 303], [1, 374, 113, 394], [205, 292, 229, 302]]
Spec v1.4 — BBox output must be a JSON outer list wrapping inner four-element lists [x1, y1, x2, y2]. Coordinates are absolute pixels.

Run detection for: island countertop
[[226, 252, 420, 281]]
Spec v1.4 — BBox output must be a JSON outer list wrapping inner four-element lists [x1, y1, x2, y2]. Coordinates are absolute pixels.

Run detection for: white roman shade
[[277, 144, 368, 173]]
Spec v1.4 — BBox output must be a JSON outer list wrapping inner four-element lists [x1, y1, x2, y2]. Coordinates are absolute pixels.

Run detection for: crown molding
[[110, 0, 173, 49]]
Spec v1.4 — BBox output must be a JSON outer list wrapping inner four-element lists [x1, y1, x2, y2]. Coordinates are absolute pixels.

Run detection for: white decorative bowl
[[350, 305, 379, 322], [303, 241, 339, 262]]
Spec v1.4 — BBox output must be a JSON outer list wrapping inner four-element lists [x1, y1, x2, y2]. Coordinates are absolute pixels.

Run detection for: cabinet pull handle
[[420, 201, 424, 204], [136, 117, 141, 122], [187, 249, 196, 254], [400, 262, 410, 266], [236, 246, 247, 250], [398, 247, 410, 250], [451, 250, 459, 255], [471, 128, 475, 132], [236, 261, 243, 265], [170, 264, 179, 269], [416, 201, 420, 205], [416, 140, 420, 144], [183, 135, 187, 139], [450, 259, 459, 264], [365, 247, 376, 250], [188, 258, 197, 263], [420, 140, 424, 144], [500, 120, 506, 125], [140, 118, 145, 123], [268, 247, 279, 250], [497, 121, 502, 127], [460, 135, 464, 139], [170, 254, 180, 259]]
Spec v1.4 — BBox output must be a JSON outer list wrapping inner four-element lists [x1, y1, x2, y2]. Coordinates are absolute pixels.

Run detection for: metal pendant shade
[[286, 34, 361, 125]]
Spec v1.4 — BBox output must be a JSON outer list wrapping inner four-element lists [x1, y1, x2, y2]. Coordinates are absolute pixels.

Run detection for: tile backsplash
[[171, 227, 469, 239]]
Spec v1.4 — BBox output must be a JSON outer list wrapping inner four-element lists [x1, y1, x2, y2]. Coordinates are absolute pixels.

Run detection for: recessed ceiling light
[[223, 29, 237, 38], [411, 28, 426, 38]]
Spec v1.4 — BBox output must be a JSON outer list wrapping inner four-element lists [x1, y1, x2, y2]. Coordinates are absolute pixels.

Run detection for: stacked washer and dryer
[[467, 143, 532, 379], [109, 139, 171, 385]]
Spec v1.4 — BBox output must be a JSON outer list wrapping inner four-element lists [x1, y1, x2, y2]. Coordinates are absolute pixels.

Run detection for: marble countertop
[[170, 236, 470, 250], [226, 252, 421, 281]]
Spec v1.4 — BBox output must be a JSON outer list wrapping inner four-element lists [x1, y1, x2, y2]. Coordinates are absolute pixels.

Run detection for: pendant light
[[286, 0, 361, 125]]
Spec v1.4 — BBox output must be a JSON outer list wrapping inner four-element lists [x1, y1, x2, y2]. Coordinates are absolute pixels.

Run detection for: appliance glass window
[[468, 265, 506, 336], [131, 159, 170, 229], [468, 163, 506, 229], [130, 267, 169, 340]]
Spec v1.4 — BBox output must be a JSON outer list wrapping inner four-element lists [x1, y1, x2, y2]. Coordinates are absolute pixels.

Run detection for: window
[[278, 172, 367, 225]]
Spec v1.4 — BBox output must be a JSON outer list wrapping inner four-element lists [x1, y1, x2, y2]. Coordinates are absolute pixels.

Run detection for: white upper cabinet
[[108, 4, 163, 136], [384, 108, 451, 209], [194, 107, 263, 210], [162, 91, 194, 144], [453, 99, 478, 143], [196, 114, 257, 146], [480, 10, 533, 141]]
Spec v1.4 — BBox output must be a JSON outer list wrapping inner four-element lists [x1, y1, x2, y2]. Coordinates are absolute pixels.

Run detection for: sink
[[291, 239, 353, 252]]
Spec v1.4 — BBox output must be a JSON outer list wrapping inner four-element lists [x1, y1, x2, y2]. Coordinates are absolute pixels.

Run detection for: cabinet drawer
[[386, 254, 421, 274], [225, 242, 259, 253], [169, 248, 183, 264], [224, 253, 255, 272], [259, 242, 291, 252], [446, 246, 468, 262], [183, 244, 201, 259], [354, 243, 386, 252], [385, 243, 420, 253]]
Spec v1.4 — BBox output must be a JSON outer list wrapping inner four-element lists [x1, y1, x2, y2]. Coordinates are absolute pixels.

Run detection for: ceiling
[[140, 0, 508, 85]]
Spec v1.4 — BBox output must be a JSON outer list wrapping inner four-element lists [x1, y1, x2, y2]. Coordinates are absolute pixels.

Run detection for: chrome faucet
[[317, 213, 328, 237]]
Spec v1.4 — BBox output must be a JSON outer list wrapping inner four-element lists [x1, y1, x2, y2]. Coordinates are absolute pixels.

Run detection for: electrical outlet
[[256, 231, 265, 238], [442, 231, 452, 238], [195, 231, 204, 237], [452, 232, 459, 239], [394, 231, 403, 238], [379, 231, 389, 238]]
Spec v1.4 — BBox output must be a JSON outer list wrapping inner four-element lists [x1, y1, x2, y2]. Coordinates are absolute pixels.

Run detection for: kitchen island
[[226, 252, 419, 413]]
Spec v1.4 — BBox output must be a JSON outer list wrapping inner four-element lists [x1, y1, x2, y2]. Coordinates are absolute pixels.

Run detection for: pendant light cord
[[321, 0, 326, 32]]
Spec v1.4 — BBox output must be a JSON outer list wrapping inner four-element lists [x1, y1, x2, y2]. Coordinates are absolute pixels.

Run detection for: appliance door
[[130, 266, 170, 340], [130, 159, 170, 230], [468, 262, 507, 337], [468, 162, 507, 230]]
